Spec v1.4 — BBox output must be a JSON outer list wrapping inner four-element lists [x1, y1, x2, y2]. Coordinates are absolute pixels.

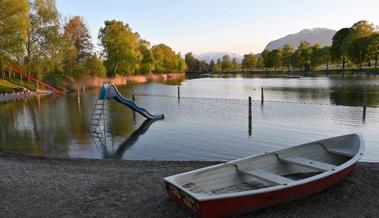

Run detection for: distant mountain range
[[194, 28, 337, 62], [264, 28, 337, 51], [195, 52, 243, 63]]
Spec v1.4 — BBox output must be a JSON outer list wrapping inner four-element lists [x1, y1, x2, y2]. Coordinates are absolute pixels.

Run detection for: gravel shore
[[0, 153, 378, 218]]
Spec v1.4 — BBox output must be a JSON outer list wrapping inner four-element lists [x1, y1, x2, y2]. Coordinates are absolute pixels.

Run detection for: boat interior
[[174, 134, 361, 196]]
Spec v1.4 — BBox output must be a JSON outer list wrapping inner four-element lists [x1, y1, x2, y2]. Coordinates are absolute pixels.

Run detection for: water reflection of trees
[[0, 97, 71, 156], [330, 85, 379, 107]]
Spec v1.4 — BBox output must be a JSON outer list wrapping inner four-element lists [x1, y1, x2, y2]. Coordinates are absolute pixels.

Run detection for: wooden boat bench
[[318, 142, 355, 157], [279, 156, 336, 171], [237, 168, 294, 185]]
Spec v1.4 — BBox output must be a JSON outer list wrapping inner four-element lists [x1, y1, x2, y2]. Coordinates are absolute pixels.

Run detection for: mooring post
[[178, 86, 180, 99], [261, 87, 264, 104], [132, 84, 135, 101], [248, 96, 252, 136], [363, 87, 367, 121]]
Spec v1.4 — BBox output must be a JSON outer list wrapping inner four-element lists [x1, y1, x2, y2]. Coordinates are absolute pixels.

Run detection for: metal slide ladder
[[89, 98, 112, 148]]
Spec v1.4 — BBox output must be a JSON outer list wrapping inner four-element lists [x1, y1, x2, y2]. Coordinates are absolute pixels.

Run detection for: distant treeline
[[0, 0, 186, 86], [186, 20, 379, 73]]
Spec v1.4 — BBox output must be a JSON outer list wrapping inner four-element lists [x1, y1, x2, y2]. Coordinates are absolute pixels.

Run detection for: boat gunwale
[[163, 133, 365, 201]]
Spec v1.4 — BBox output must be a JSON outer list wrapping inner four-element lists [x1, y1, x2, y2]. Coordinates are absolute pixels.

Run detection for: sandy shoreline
[[0, 153, 378, 218]]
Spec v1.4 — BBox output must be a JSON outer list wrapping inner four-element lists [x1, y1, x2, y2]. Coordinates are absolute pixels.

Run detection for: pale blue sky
[[56, 0, 379, 55]]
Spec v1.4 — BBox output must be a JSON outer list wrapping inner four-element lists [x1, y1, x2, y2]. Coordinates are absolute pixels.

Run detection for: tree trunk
[[375, 56, 378, 68]]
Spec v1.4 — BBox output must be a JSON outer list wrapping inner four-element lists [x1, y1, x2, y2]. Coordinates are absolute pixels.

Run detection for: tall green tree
[[152, 44, 186, 73], [221, 55, 231, 72], [63, 16, 93, 80], [241, 53, 257, 70], [215, 58, 222, 72], [25, 0, 61, 79], [269, 49, 282, 71], [85, 54, 106, 77], [281, 44, 294, 71], [368, 33, 379, 67], [331, 28, 350, 69], [139, 40, 155, 74], [231, 58, 238, 71], [349, 36, 371, 69], [99, 20, 142, 76], [321, 46, 332, 70], [310, 44, 323, 69], [0, 0, 29, 77], [260, 50, 271, 70], [346, 20, 374, 68], [184, 52, 199, 72], [290, 50, 301, 70], [209, 60, 216, 73], [297, 41, 312, 70]]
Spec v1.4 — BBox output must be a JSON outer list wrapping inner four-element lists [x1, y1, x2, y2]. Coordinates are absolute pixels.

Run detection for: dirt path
[[0, 153, 377, 218]]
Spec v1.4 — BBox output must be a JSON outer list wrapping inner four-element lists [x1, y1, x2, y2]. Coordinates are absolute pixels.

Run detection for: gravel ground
[[0, 153, 378, 218]]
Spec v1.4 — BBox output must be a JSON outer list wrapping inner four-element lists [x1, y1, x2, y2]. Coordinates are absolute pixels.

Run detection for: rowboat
[[164, 133, 364, 218]]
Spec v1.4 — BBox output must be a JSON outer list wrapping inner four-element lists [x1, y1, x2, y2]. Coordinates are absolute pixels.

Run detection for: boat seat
[[238, 169, 294, 185], [326, 148, 354, 157], [318, 142, 354, 157], [279, 156, 336, 171]]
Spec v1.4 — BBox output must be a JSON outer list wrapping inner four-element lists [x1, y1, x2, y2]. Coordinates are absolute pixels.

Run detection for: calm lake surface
[[1, 75, 379, 161]]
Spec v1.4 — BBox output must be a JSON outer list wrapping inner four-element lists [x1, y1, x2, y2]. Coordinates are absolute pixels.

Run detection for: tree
[[0, 0, 29, 77], [25, 0, 61, 79], [268, 49, 282, 71], [346, 20, 374, 68], [260, 50, 271, 70], [184, 52, 199, 72], [241, 53, 257, 71], [221, 55, 231, 72], [139, 40, 154, 74], [151, 44, 186, 73], [331, 28, 350, 69], [64, 16, 92, 62], [85, 54, 106, 77], [297, 41, 312, 70], [311, 44, 323, 69], [231, 58, 238, 71], [215, 58, 222, 72], [63, 16, 93, 80], [368, 33, 379, 67], [209, 60, 216, 73], [290, 50, 301, 70], [321, 46, 332, 70], [281, 44, 294, 71], [99, 20, 142, 76], [349, 36, 370, 69], [349, 20, 375, 39]]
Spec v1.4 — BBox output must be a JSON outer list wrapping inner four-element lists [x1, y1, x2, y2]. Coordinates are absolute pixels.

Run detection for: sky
[[56, 0, 379, 55]]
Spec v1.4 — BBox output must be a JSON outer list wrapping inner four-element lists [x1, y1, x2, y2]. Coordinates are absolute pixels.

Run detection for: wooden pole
[[248, 96, 252, 136], [178, 86, 180, 99], [132, 84, 135, 101], [261, 87, 264, 104], [363, 87, 367, 121]]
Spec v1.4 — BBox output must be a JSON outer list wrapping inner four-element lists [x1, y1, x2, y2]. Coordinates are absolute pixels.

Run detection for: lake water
[[1, 75, 379, 162]]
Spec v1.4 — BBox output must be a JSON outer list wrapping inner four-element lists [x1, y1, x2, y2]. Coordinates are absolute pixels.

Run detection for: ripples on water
[[0, 76, 379, 161]]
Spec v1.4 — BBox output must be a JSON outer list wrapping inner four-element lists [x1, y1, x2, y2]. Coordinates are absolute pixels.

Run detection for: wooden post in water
[[132, 84, 135, 101], [178, 86, 180, 100], [248, 96, 252, 136], [261, 87, 264, 104], [363, 87, 367, 121]]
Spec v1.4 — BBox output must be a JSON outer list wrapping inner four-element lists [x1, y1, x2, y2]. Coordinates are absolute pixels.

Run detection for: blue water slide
[[98, 83, 164, 120]]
